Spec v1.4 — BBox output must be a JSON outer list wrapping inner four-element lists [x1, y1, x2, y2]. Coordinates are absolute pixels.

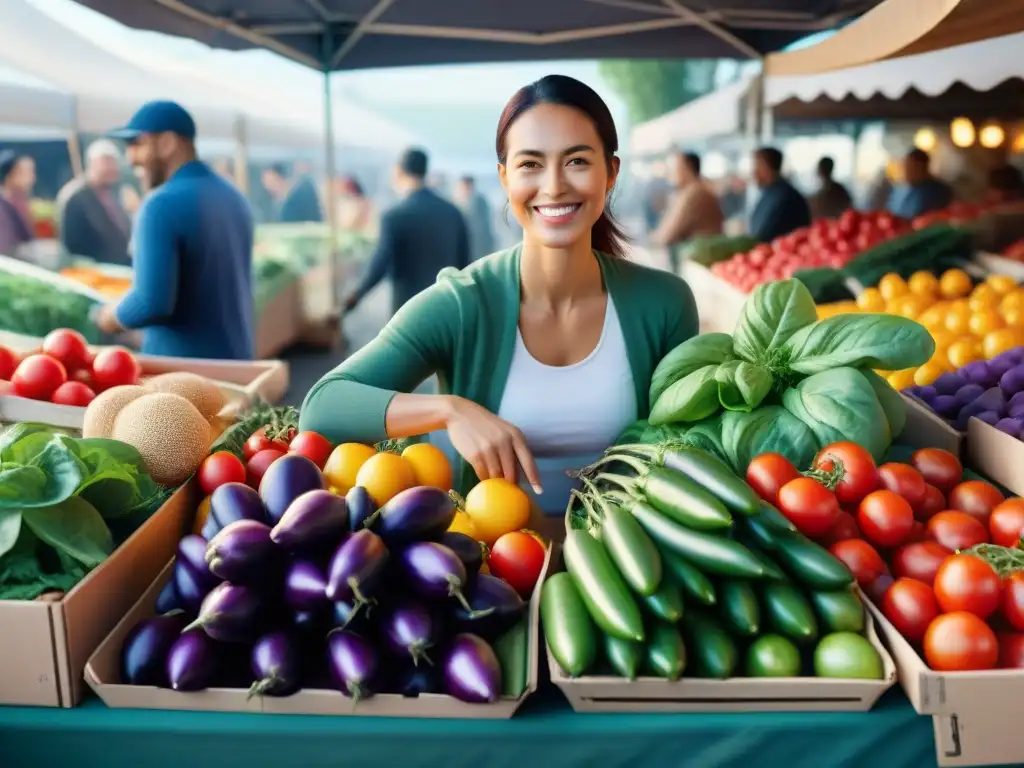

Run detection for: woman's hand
[[445, 396, 543, 493]]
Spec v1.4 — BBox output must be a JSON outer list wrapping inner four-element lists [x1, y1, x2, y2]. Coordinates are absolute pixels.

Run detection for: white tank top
[[497, 296, 637, 515]]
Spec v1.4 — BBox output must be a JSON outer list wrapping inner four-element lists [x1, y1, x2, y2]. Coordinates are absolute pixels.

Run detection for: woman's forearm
[[384, 393, 455, 438]]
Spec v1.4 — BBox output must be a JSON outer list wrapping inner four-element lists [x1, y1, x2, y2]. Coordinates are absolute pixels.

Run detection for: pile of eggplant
[[121, 454, 533, 705]]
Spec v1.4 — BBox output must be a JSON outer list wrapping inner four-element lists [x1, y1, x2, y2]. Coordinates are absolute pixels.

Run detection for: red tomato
[[247, 448, 286, 488], [948, 480, 1004, 527], [776, 477, 840, 537], [989, 498, 1024, 548], [890, 541, 952, 587], [829, 539, 886, 587], [199, 451, 248, 496], [933, 554, 1001, 619], [91, 347, 140, 389], [924, 612, 998, 671], [1003, 572, 1024, 632], [288, 431, 333, 469], [926, 510, 989, 551], [997, 632, 1024, 669], [50, 381, 96, 407], [745, 452, 800, 504], [905, 520, 928, 543], [42, 329, 91, 372], [0, 380, 14, 396], [244, 427, 290, 460], [487, 531, 547, 597], [857, 490, 914, 549], [911, 449, 963, 494], [882, 578, 939, 644], [71, 368, 96, 389], [813, 441, 878, 506], [915, 484, 946, 521], [12, 354, 67, 400], [819, 509, 860, 547], [877, 463, 927, 510], [0, 345, 15, 380]]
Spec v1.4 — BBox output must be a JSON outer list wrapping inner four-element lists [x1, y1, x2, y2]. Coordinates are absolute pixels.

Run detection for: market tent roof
[[629, 75, 755, 156], [765, 0, 1024, 76], [67, 1, 886, 70], [0, 65, 76, 131]]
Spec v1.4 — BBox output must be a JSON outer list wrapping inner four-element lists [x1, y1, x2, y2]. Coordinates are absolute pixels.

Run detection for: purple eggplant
[[452, 573, 524, 640], [259, 454, 326, 525], [331, 600, 371, 633], [203, 482, 268, 540], [400, 541, 487, 616], [368, 486, 456, 545], [173, 535, 219, 613], [121, 613, 187, 686], [442, 633, 502, 704], [326, 630, 378, 701], [177, 535, 218, 588], [394, 663, 441, 697], [284, 559, 328, 612], [166, 630, 218, 692], [381, 601, 437, 666], [324, 529, 389, 605], [154, 578, 181, 615], [291, 608, 328, 635], [346, 485, 376, 530], [205, 520, 276, 584], [248, 631, 301, 699], [440, 532, 486, 577], [184, 582, 263, 643], [271, 489, 348, 550]]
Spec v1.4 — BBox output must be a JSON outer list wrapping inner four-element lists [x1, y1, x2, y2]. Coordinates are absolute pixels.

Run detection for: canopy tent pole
[[321, 32, 340, 316], [232, 115, 249, 196]]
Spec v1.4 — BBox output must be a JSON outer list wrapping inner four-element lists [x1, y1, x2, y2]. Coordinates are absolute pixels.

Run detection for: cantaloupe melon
[[81, 385, 148, 439], [112, 392, 211, 485], [144, 372, 226, 421]]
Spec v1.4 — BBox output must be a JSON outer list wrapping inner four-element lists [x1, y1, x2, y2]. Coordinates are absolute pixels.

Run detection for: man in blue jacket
[[93, 101, 255, 360], [749, 146, 811, 243]]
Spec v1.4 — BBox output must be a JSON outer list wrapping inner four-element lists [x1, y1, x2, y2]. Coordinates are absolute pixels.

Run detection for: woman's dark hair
[[496, 74, 628, 258]]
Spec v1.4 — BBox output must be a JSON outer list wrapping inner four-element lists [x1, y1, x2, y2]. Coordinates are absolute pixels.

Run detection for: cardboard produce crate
[[255, 276, 302, 359], [0, 481, 197, 707], [900, 393, 964, 456], [86, 542, 552, 718], [965, 416, 1024, 497], [681, 261, 745, 333]]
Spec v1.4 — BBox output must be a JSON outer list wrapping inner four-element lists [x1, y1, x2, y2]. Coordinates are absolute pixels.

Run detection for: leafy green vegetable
[[714, 360, 773, 413], [780, 314, 935, 376], [23, 498, 112, 567], [211, 401, 299, 460], [676, 414, 728, 463], [649, 365, 721, 426], [0, 270, 104, 342], [732, 279, 818, 366], [615, 420, 689, 447], [718, 407, 819, 476], [649, 333, 735, 405], [860, 370, 907, 439]]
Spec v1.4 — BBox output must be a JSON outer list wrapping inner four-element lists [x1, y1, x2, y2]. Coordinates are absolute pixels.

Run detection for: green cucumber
[[590, 492, 662, 597], [563, 530, 645, 642], [541, 572, 598, 677], [640, 577, 685, 623], [683, 611, 738, 679], [744, 517, 854, 590], [760, 581, 819, 644], [644, 623, 686, 681], [718, 578, 761, 637], [810, 589, 866, 634], [657, 446, 760, 516], [603, 633, 644, 680], [661, 550, 717, 606]]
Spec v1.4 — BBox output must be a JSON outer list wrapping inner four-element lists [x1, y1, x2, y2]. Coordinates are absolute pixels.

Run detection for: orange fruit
[[968, 309, 1004, 336], [939, 269, 973, 299], [464, 478, 532, 545], [193, 496, 212, 536], [944, 309, 971, 335], [908, 271, 940, 297], [878, 274, 908, 302], [947, 339, 982, 369], [447, 510, 478, 538], [913, 362, 945, 386], [355, 451, 417, 506], [401, 442, 453, 490], [322, 442, 377, 495], [983, 328, 1024, 359], [1003, 306, 1024, 328], [986, 274, 1018, 295]]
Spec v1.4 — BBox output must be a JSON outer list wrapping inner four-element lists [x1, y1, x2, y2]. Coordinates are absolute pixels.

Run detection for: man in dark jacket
[[346, 148, 470, 317], [749, 146, 811, 243], [60, 140, 132, 265]]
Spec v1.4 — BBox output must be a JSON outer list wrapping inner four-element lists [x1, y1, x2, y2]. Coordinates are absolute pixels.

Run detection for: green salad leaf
[[649, 332, 735, 405], [860, 370, 908, 439], [715, 360, 773, 413], [733, 279, 818, 366], [649, 365, 721, 426], [719, 406, 820, 475]]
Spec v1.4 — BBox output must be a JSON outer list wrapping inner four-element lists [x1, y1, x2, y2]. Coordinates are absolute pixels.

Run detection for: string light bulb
[[950, 117, 976, 148], [979, 123, 1005, 149], [913, 127, 937, 152]]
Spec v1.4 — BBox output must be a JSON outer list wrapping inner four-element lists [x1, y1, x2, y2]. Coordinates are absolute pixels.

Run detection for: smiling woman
[[300, 75, 700, 531]]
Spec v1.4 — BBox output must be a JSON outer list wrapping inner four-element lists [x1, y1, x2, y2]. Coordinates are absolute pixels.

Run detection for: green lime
[[745, 634, 801, 677]]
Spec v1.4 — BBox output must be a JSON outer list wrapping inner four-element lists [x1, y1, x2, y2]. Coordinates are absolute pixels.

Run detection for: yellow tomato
[[939, 269, 973, 299], [887, 369, 918, 390], [986, 274, 1018, 295], [355, 451, 417, 506], [401, 442, 453, 490], [1002, 306, 1024, 328], [999, 290, 1024, 314], [930, 329, 955, 355], [983, 328, 1024, 359], [947, 339, 982, 369], [193, 496, 212, 536], [464, 478, 532, 545], [908, 271, 940, 297], [916, 305, 947, 333], [944, 308, 972, 335], [856, 287, 886, 312], [968, 309, 1005, 336], [447, 510, 478, 538], [322, 443, 378, 495], [878, 274, 908, 302], [892, 294, 931, 319], [913, 362, 945, 386], [968, 285, 999, 312]]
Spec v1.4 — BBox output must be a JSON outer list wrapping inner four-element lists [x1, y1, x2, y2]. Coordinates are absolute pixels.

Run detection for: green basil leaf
[[860, 369, 908, 439], [649, 332, 735, 405], [719, 406, 820, 475], [22, 497, 113, 567], [0, 509, 22, 559], [649, 365, 721, 426], [733, 279, 818, 364], [74, 440, 147, 519], [0, 465, 47, 508], [75, 438, 147, 474], [0, 422, 55, 454], [781, 314, 935, 376], [714, 360, 773, 412]]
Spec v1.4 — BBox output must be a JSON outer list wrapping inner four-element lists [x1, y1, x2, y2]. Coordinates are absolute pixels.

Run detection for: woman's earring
[[502, 200, 510, 225]]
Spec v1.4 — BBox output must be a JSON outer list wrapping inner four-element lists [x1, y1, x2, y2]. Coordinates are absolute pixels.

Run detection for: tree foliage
[[598, 59, 718, 125]]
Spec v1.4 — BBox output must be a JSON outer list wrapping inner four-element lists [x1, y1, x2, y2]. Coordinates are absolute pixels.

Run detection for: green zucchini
[[760, 581, 819, 644]]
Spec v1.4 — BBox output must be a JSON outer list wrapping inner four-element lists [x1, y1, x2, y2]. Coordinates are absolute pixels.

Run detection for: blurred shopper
[[60, 140, 132, 265], [719, 174, 747, 221], [887, 148, 953, 220], [987, 163, 1024, 205], [262, 162, 323, 223], [93, 101, 254, 360], [749, 146, 810, 243], [345, 147, 470, 317], [334, 175, 378, 236], [453, 175, 496, 261], [650, 151, 723, 272], [808, 156, 852, 219], [0, 151, 35, 257]]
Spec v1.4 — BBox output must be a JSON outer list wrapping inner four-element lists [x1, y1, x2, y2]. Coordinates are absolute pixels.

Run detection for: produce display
[[910, 201, 997, 231], [59, 265, 132, 299], [1001, 239, 1024, 263], [676, 235, 757, 268], [0, 421, 171, 599], [0, 269, 103, 342], [542, 442, 886, 682]]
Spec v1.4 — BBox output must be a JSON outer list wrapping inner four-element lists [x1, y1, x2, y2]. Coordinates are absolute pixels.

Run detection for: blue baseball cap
[[109, 100, 196, 142]]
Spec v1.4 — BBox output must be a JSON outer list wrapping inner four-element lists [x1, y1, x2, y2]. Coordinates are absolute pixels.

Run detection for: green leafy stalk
[[963, 543, 1024, 577]]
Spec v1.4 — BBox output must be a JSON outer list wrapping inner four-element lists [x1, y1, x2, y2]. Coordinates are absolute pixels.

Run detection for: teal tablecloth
[[1, 688, 950, 768]]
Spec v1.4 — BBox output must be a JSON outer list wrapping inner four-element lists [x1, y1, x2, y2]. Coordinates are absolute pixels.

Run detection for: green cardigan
[[300, 245, 699, 492]]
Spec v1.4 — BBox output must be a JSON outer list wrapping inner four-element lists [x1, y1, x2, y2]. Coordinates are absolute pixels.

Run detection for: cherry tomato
[[819, 509, 860, 547], [915, 484, 946, 521], [288, 431, 333, 469], [829, 539, 886, 587], [247, 448, 286, 488], [50, 380, 96, 407], [487, 531, 547, 597], [1003, 571, 1024, 632], [199, 451, 248, 496], [877, 463, 927, 511], [776, 477, 840, 537], [911, 448, 963, 494], [890, 541, 952, 587], [244, 427, 290, 460], [91, 347, 140, 389], [905, 520, 928, 543], [997, 631, 1024, 669], [989, 498, 1024, 548], [924, 611, 998, 671], [948, 480, 1004, 527], [745, 452, 800, 504], [926, 510, 989, 551], [814, 441, 878, 506], [0, 345, 16, 380], [881, 578, 939, 644], [12, 354, 67, 400], [857, 490, 914, 549], [42, 329, 91, 372], [933, 554, 1001, 619], [0, 380, 14, 396]]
